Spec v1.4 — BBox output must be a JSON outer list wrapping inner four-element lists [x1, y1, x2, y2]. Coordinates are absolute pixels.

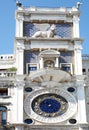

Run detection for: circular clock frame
[[24, 88, 77, 123], [31, 93, 68, 117]]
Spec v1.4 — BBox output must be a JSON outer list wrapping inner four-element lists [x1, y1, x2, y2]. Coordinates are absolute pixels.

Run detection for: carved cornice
[[16, 7, 80, 17], [15, 37, 84, 42]]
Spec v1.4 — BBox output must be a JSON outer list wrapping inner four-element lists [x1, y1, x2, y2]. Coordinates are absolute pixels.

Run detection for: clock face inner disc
[[31, 93, 68, 117]]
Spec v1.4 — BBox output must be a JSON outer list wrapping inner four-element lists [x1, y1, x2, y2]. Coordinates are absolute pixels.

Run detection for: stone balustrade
[[82, 54, 89, 60], [0, 54, 14, 60], [0, 71, 16, 77]]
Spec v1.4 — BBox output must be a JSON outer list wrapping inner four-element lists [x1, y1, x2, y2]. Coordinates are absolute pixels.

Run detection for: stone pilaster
[[13, 76, 25, 123], [73, 15, 80, 38], [15, 12, 23, 37], [76, 76, 87, 124], [16, 43, 24, 75], [74, 42, 82, 75]]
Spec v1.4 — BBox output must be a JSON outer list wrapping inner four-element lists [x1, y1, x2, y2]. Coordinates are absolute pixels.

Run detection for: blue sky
[[0, 0, 89, 54]]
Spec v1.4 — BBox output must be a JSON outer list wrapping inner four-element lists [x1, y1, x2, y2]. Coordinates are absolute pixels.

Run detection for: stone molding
[[0, 81, 14, 88]]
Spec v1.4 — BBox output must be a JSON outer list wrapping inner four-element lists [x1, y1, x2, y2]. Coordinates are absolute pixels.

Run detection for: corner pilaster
[[76, 75, 87, 124], [73, 15, 80, 38]]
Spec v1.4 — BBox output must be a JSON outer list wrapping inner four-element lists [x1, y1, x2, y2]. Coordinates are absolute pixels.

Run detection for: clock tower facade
[[13, 5, 88, 130]]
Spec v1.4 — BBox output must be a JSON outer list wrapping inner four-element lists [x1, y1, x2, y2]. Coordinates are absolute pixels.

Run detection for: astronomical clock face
[[32, 93, 68, 118], [24, 88, 77, 123]]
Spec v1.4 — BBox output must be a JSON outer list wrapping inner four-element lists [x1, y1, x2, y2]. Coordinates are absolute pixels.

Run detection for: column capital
[[17, 46, 24, 51], [74, 48, 82, 52], [16, 12, 24, 21], [78, 123, 89, 129], [75, 75, 86, 81], [14, 81, 25, 87], [14, 75, 25, 87], [74, 42, 83, 51], [73, 15, 80, 23], [73, 75, 86, 87]]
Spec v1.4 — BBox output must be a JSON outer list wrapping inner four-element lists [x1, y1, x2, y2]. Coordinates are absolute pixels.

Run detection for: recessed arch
[[39, 49, 60, 57]]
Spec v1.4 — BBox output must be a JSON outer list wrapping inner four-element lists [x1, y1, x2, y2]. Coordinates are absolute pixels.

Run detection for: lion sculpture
[[32, 25, 55, 38]]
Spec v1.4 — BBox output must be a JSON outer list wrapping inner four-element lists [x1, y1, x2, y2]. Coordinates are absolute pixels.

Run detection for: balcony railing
[[0, 71, 16, 77], [0, 54, 14, 60], [82, 54, 89, 60]]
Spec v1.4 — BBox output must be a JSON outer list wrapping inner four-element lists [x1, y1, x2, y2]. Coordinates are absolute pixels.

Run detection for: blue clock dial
[[40, 98, 61, 113], [32, 93, 68, 117]]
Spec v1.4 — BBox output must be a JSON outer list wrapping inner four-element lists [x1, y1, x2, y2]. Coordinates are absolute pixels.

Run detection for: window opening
[[0, 106, 7, 125]]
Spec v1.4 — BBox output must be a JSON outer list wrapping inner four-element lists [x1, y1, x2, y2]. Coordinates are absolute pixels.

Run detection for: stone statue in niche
[[32, 24, 55, 38], [44, 60, 54, 68]]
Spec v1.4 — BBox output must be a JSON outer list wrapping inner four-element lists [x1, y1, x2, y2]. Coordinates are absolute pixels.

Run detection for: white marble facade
[[0, 5, 89, 130]]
